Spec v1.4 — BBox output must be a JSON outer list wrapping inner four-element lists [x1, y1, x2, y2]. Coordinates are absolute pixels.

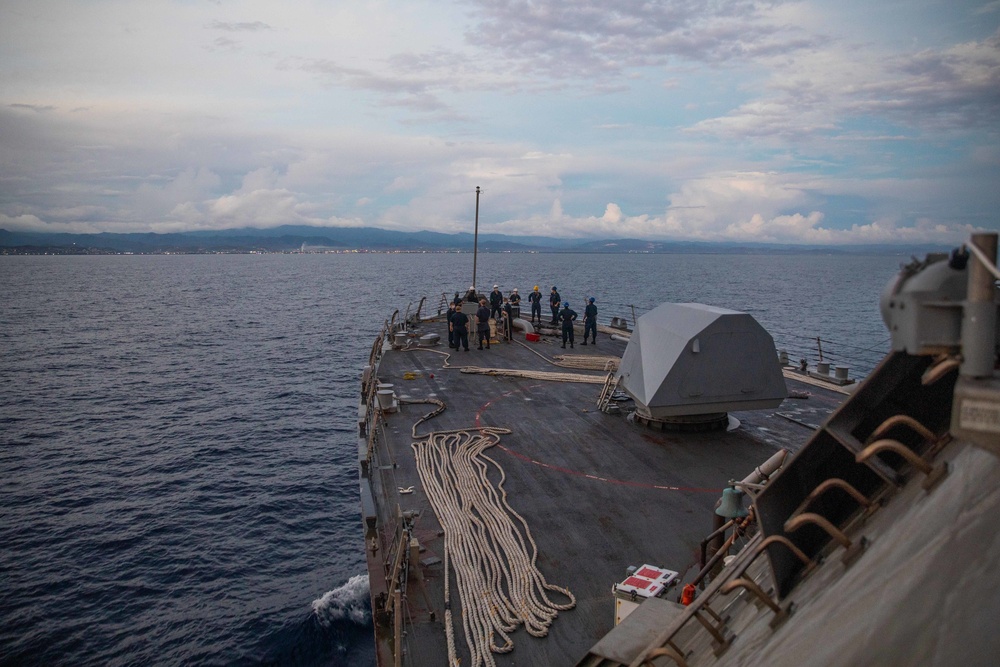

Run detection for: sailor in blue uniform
[[528, 286, 542, 325], [582, 297, 597, 345], [549, 286, 561, 325], [559, 301, 577, 348], [489, 285, 503, 320], [509, 288, 521, 320], [450, 303, 470, 351], [476, 298, 492, 350], [502, 297, 513, 341], [446, 301, 457, 348]]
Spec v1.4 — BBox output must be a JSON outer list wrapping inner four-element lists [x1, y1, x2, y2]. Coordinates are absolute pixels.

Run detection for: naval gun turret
[[616, 303, 787, 430]]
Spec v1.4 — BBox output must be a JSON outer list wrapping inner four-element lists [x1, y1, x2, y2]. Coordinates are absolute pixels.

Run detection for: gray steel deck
[[361, 313, 846, 667]]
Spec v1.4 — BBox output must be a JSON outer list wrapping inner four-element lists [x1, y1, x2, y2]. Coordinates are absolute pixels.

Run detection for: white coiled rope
[[552, 354, 620, 371], [412, 427, 576, 667], [459, 367, 606, 383]]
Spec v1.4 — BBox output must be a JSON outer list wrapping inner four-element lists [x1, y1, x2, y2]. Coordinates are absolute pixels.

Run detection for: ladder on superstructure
[[597, 372, 622, 412]]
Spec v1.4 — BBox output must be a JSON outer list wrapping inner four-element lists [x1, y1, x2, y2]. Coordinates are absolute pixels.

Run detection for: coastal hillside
[[0, 226, 948, 255]]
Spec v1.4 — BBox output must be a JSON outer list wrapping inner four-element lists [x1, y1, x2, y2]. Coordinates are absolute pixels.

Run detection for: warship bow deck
[[360, 236, 1000, 667], [358, 312, 847, 667]]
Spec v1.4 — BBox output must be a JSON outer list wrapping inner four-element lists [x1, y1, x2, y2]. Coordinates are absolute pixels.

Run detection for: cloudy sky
[[2, 0, 998, 244]]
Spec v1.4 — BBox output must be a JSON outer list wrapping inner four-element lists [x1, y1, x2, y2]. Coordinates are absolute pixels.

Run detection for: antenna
[[472, 186, 480, 292]]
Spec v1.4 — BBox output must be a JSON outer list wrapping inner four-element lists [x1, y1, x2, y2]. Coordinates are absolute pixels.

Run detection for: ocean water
[[0, 251, 910, 665]]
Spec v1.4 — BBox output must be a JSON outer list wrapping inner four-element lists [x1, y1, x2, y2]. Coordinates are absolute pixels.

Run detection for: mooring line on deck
[[512, 338, 621, 372], [399, 392, 576, 666], [411, 427, 576, 667]]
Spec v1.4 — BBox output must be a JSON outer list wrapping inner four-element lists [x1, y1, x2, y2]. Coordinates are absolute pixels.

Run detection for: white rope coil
[[553, 354, 620, 372], [412, 428, 576, 667], [459, 367, 606, 384]]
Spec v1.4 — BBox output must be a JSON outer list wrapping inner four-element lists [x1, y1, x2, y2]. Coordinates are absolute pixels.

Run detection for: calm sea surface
[[0, 252, 908, 665]]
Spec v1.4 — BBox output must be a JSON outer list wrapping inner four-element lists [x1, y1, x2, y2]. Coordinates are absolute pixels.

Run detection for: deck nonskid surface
[[373, 316, 844, 666]]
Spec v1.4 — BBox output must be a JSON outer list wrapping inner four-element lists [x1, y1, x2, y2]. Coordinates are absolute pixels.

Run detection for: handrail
[[856, 439, 933, 476], [719, 578, 780, 614], [642, 646, 689, 667], [789, 478, 873, 521], [784, 513, 852, 549], [755, 535, 814, 568], [698, 518, 737, 570], [856, 438, 949, 490], [922, 356, 960, 385], [865, 415, 935, 445]]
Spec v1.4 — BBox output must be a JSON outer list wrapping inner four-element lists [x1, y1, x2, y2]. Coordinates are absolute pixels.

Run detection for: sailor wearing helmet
[[559, 300, 577, 348], [509, 288, 521, 320], [528, 286, 543, 326], [489, 284, 504, 320], [465, 285, 478, 303]]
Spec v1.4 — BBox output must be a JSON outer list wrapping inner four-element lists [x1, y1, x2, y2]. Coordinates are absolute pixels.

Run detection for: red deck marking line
[[473, 388, 719, 494]]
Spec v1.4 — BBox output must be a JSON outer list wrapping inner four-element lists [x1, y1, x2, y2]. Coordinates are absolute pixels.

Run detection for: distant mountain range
[[0, 225, 952, 255]]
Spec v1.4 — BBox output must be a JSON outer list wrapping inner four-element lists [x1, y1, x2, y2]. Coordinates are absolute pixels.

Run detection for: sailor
[[489, 284, 504, 320], [502, 296, 513, 342], [582, 297, 598, 345], [476, 298, 492, 350], [465, 285, 478, 303], [549, 286, 561, 325], [509, 288, 521, 320], [450, 303, 470, 351], [528, 286, 543, 326], [446, 301, 457, 348], [452, 291, 463, 307], [559, 300, 577, 348]]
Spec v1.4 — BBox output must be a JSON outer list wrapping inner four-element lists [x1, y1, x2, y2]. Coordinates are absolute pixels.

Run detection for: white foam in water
[[312, 574, 370, 626]]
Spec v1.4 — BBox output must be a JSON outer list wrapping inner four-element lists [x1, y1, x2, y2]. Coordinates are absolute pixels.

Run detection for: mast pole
[[472, 186, 480, 293]]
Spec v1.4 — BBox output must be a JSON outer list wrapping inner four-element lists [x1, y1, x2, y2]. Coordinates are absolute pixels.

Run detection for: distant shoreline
[[1, 247, 933, 256], [0, 224, 953, 256]]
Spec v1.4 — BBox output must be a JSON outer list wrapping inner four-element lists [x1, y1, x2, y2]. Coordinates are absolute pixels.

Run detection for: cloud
[[9, 103, 56, 113], [207, 36, 241, 52], [478, 168, 983, 245], [464, 0, 820, 79], [278, 1, 821, 115], [206, 20, 273, 32], [0, 1, 996, 246], [0, 98, 984, 244], [887, 29, 1000, 129], [288, 57, 461, 117], [691, 27, 1000, 142]]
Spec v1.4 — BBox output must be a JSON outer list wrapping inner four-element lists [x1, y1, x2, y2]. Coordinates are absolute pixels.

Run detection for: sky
[[1, 0, 999, 245]]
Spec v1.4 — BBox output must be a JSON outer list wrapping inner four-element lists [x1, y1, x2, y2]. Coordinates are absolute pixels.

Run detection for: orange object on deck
[[681, 584, 696, 606]]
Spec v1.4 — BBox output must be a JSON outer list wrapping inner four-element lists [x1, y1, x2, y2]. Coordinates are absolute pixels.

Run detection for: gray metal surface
[[617, 303, 787, 418], [361, 316, 843, 667], [879, 252, 968, 355]]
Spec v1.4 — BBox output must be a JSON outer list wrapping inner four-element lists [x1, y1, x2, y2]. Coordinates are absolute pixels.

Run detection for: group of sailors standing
[[447, 284, 598, 351]]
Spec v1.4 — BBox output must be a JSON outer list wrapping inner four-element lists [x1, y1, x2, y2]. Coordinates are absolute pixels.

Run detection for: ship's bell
[[715, 486, 749, 519]]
